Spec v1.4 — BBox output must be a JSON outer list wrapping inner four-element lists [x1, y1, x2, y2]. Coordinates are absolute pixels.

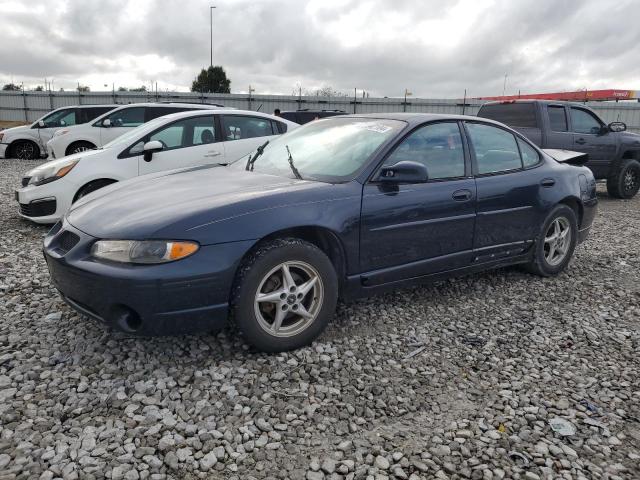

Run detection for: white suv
[[46, 102, 224, 159], [16, 109, 298, 223], [0, 105, 116, 160]]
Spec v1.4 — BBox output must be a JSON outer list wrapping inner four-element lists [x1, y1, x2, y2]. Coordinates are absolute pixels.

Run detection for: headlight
[[91, 240, 199, 264], [27, 159, 79, 186], [0, 133, 4, 142], [54, 129, 70, 137]]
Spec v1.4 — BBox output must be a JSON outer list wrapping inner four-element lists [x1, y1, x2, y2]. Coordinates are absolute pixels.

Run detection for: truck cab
[[477, 100, 640, 198]]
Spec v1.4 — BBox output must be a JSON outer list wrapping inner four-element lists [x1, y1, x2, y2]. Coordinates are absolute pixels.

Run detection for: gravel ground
[[0, 158, 639, 480]]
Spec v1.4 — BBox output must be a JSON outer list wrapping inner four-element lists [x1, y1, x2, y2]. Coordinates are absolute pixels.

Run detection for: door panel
[[570, 107, 616, 177], [360, 180, 477, 284], [359, 121, 476, 284], [544, 105, 574, 150]]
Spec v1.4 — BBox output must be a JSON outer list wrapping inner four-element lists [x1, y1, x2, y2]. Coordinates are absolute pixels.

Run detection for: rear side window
[[467, 123, 522, 174], [104, 107, 145, 127], [79, 107, 113, 123], [222, 115, 274, 141], [547, 106, 568, 132], [477, 103, 537, 128], [517, 138, 540, 168]]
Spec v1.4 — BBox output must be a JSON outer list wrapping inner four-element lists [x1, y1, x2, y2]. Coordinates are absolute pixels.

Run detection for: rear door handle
[[540, 178, 556, 187], [452, 189, 473, 201], [575, 138, 586, 145], [205, 151, 222, 157]]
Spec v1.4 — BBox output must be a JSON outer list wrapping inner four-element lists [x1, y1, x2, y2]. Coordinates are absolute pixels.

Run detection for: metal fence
[[2, 90, 640, 132]]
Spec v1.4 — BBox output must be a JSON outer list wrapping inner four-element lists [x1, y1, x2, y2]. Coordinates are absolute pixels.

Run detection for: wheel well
[[248, 227, 347, 292], [560, 196, 583, 228], [621, 150, 640, 161], [73, 178, 117, 202], [9, 139, 39, 157], [66, 140, 96, 156]]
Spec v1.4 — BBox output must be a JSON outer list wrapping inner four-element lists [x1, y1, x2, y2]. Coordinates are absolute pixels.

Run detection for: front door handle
[[540, 178, 556, 187], [205, 151, 222, 157], [452, 189, 473, 201], [575, 138, 586, 145]]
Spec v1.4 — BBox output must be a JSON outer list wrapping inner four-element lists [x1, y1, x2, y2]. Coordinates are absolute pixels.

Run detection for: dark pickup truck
[[477, 100, 640, 198]]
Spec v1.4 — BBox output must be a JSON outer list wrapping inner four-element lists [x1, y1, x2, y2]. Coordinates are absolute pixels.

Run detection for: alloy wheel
[[623, 169, 638, 194], [15, 143, 35, 160], [544, 217, 571, 266], [254, 261, 324, 338]]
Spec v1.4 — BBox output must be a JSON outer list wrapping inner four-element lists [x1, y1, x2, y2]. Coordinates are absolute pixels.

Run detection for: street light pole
[[210, 6, 216, 67]]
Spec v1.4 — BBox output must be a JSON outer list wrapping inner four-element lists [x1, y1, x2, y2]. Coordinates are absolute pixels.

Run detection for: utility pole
[[403, 88, 412, 112], [502, 74, 508, 97], [462, 88, 467, 115], [353, 88, 357, 114], [210, 6, 216, 67]]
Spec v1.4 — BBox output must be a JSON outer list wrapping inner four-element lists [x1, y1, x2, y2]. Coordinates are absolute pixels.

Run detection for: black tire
[[525, 204, 578, 277], [606, 158, 640, 199], [231, 238, 338, 352], [73, 179, 117, 203], [11, 140, 40, 160], [66, 141, 96, 156]]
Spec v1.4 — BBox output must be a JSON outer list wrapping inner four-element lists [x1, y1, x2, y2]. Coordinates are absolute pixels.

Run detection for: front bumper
[[43, 219, 255, 336], [0, 143, 8, 159], [15, 179, 77, 224], [46, 142, 57, 159]]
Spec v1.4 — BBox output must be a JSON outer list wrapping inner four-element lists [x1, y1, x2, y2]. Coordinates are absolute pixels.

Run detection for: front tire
[[66, 141, 96, 156], [11, 140, 40, 160], [231, 238, 338, 352], [526, 205, 578, 277], [606, 158, 640, 199]]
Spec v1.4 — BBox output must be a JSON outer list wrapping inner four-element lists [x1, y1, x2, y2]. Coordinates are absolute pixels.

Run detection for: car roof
[[338, 112, 503, 127], [148, 108, 299, 124]]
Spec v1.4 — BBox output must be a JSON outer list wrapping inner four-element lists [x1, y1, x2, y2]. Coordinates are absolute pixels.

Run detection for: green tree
[[77, 85, 90, 92], [34, 85, 44, 91], [2, 83, 21, 91], [129, 86, 147, 92], [191, 66, 231, 93], [117, 86, 128, 91]]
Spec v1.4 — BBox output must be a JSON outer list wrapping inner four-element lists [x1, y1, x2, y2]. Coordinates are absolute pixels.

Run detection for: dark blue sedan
[[43, 114, 597, 351]]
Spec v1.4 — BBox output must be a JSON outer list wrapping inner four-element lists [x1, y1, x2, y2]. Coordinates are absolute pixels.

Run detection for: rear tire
[[66, 141, 96, 156], [231, 238, 338, 352], [11, 140, 40, 160], [525, 204, 578, 277], [606, 158, 640, 199], [73, 179, 117, 203]]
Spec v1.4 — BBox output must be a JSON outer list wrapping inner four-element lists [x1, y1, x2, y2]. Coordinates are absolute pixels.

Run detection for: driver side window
[[105, 107, 145, 127], [570, 108, 602, 135], [382, 122, 465, 180], [145, 116, 217, 152]]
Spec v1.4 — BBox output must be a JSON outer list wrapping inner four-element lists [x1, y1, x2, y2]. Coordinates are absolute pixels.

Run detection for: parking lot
[[0, 157, 639, 479]]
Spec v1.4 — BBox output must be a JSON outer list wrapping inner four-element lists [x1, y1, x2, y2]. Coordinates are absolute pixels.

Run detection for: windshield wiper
[[286, 145, 303, 180], [245, 140, 269, 171]]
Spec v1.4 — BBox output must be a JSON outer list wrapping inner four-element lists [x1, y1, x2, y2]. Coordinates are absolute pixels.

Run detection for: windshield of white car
[[234, 117, 405, 182], [101, 117, 168, 150]]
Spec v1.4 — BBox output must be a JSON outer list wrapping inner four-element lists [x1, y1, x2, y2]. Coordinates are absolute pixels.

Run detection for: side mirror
[[143, 140, 163, 162], [37, 120, 45, 128], [378, 161, 429, 183], [102, 118, 112, 128], [608, 121, 627, 133]]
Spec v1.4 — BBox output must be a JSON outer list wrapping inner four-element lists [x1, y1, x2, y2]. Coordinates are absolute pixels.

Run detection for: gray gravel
[[1, 158, 639, 480]]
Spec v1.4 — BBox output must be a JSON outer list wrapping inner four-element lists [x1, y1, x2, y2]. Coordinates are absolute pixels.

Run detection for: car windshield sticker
[[354, 123, 393, 134]]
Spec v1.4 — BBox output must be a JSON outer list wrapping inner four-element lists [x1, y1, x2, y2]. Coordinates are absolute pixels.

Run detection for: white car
[[16, 109, 298, 223], [0, 105, 116, 160], [45, 102, 225, 159]]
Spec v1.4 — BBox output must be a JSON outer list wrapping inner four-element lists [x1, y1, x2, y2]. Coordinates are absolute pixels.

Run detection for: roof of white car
[[154, 109, 298, 124]]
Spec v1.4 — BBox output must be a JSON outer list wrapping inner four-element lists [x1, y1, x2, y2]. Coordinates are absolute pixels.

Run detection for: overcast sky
[[1, 0, 639, 98]]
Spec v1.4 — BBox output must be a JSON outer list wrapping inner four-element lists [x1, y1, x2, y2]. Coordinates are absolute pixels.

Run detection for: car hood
[[2, 124, 31, 137], [66, 165, 332, 241], [25, 148, 106, 175]]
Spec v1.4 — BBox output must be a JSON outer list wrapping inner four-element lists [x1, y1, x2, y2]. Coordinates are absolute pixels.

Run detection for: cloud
[[0, 0, 639, 97]]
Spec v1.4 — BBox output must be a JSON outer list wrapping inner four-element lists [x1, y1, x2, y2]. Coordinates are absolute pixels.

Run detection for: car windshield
[[235, 117, 405, 182], [101, 117, 167, 150]]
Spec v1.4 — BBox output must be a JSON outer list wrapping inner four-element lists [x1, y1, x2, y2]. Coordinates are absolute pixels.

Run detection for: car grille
[[21, 176, 31, 187], [57, 231, 80, 253], [19, 199, 56, 217]]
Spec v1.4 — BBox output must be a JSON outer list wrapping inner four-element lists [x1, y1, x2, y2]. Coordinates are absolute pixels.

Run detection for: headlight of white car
[[27, 158, 79, 186], [91, 240, 199, 264]]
